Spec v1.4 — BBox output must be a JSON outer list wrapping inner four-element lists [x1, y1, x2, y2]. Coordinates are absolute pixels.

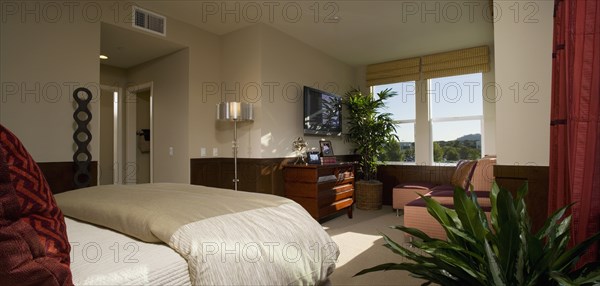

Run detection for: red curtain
[[549, 0, 600, 266]]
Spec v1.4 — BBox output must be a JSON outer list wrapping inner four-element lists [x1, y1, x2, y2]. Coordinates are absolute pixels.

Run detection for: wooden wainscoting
[[494, 165, 549, 232], [190, 157, 293, 196], [38, 161, 98, 194], [190, 156, 359, 196], [377, 164, 456, 205]]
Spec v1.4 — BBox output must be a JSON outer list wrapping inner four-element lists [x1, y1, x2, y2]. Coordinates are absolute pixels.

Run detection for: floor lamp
[[216, 102, 253, 190]]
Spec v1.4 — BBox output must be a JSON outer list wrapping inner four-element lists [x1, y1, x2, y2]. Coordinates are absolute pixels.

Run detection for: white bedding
[[66, 217, 191, 286], [58, 183, 339, 285], [170, 203, 338, 285]]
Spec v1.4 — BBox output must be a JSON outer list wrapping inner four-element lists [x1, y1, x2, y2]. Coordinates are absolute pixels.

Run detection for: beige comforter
[[56, 183, 338, 285]]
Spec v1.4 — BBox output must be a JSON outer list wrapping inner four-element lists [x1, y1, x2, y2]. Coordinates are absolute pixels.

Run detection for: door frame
[[99, 84, 123, 184], [125, 82, 154, 184]]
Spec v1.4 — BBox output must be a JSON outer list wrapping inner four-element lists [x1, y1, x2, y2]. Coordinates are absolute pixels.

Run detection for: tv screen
[[303, 86, 342, 136]]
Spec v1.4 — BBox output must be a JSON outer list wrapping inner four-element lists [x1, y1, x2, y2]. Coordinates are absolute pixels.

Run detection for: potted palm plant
[[344, 87, 398, 210]]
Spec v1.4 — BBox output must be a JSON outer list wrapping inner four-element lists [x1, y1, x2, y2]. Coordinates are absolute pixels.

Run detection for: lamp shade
[[216, 102, 253, 121]]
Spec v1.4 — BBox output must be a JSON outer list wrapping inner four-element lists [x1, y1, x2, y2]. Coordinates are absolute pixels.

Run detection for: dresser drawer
[[319, 198, 353, 218], [319, 189, 353, 208], [319, 182, 353, 197], [317, 176, 353, 191], [283, 163, 355, 221]]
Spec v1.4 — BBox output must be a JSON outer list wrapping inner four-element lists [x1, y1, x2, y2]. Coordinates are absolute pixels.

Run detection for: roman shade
[[366, 45, 490, 86], [366, 57, 420, 86], [421, 45, 490, 79]]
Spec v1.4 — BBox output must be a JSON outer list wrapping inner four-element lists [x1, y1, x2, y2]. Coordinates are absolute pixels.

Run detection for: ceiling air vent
[[132, 6, 166, 36]]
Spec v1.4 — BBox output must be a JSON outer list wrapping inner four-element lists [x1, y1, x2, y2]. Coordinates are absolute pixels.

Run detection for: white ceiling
[[100, 23, 185, 69], [102, 0, 494, 68]]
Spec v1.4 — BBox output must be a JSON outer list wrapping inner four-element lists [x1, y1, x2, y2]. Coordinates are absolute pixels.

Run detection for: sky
[[373, 73, 483, 142]]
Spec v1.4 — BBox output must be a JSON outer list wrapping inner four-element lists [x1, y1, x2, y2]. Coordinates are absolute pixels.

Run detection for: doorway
[[125, 83, 153, 184]]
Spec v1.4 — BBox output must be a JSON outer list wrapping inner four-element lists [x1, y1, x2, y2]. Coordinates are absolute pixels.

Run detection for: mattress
[[66, 217, 191, 286]]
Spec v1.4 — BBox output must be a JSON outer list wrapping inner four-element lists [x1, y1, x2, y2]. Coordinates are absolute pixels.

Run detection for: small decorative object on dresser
[[283, 162, 355, 221], [319, 140, 334, 156], [292, 137, 308, 164], [321, 156, 337, 164], [306, 148, 321, 165]]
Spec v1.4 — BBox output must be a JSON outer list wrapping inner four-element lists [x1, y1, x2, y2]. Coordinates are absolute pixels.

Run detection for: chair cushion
[[395, 182, 437, 190], [0, 124, 72, 285], [406, 196, 454, 208], [430, 184, 454, 192], [428, 189, 492, 207], [450, 160, 477, 190], [392, 184, 434, 209]]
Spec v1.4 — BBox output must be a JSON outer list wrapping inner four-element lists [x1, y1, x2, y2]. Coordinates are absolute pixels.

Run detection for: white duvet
[[66, 217, 191, 286], [56, 183, 339, 285]]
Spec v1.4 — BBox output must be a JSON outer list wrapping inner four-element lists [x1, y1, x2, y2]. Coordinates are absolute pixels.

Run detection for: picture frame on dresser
[[307, 150, 321, 164], [320, 140, 334, 156]]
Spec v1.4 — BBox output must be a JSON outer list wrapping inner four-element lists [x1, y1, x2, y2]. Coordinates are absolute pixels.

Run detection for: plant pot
[[355, 180, 383, 210]]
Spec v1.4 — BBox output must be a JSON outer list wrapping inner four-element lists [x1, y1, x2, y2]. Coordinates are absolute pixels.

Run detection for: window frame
[[371, 82, 417, 165], [428, 73, 485, 164], [371, 72, 486, 165]]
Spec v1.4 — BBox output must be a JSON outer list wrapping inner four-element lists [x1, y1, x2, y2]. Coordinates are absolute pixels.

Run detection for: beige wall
[[179, 18, 222, 161], [212, 24, 356, 159], [99, 89, 114, 185], [0, 12, 99, 163], [100, 50, 191, 184], [217, 25, 263, 159], [259, 25, 356, 158], [103, 6, 222, 182], [493, 0, 553, 165], [127, 50, 190, 183], [1, 2, 220, 184], [1, 0, 553, 185], [100, 65, 128, 88]]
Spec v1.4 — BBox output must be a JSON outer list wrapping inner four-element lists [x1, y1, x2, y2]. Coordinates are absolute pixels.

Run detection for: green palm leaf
[[453, 187, 487, 244], [553, 232, 600, 271], [494, 185, 521, 282], [570, 262, 600, 284], [484, 238, 506, 285]]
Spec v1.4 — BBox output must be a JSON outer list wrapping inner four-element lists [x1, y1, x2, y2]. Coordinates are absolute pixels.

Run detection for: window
[[372, 73, 484, 164], [373, 81, 416, 163], [366, 46, 491, 165], [430, 73, 483, 163]]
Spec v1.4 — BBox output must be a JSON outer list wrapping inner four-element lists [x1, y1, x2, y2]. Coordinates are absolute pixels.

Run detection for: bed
[[56, 183, 339, 285], [65, 216, 191, 285], [0, 123, 338, 286]]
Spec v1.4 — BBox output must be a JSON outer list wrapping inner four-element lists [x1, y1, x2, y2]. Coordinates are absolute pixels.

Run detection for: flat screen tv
[[303, 86, 342, 136]]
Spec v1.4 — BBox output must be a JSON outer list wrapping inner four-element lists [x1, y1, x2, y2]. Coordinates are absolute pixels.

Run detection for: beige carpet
[[322, 206, 426, 286]]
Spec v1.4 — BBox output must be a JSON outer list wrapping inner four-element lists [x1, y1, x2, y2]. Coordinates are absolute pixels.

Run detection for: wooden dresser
[[283, 163, 355, 221]]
